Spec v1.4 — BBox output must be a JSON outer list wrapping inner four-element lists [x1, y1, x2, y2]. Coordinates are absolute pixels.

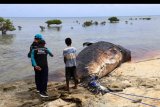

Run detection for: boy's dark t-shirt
[[33, 47, 48, 67], [31, 46, 53, 67]]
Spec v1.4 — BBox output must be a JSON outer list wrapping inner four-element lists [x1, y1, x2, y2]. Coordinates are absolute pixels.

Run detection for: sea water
[[0, 16, 160, 83]]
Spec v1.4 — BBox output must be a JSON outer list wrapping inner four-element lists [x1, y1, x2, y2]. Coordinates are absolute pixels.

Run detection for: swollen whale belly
[[76, 41, 131, 80]]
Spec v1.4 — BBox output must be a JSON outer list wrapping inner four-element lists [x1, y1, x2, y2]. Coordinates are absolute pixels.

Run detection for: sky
[[0, 4, 160, 17]]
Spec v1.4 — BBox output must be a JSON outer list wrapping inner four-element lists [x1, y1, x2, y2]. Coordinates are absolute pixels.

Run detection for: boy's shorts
[[65, 66, 78, 82]]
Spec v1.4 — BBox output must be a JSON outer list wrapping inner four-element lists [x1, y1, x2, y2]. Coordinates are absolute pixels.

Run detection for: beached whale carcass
[[76, 41, 131, 80]]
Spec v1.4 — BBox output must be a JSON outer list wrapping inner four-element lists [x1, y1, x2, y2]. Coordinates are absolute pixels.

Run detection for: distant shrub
[[100, 21, 106, 25], [108, 17, 120, 23], [142, 18, 151, 20], [83, 21, 92, 27], [125, 21, 128, 24], [45, 19, 62, 27], [0, 17, 16, 35], [39, 26, 45, 31], [139, 17, 151, 20], [93, 21, 98, 25]]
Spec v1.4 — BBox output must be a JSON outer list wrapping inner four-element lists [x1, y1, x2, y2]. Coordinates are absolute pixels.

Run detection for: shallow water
[[0, 16, 160, 83]]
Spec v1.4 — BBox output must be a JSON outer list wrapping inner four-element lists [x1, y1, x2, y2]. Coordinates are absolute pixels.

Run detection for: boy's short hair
[[65, 38, 72, 46]]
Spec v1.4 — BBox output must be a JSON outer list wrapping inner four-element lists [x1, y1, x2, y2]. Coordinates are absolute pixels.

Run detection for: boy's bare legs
[[73, 83, 77, 89], [66, 80, 70, 92], [73, 79, 78, 89]]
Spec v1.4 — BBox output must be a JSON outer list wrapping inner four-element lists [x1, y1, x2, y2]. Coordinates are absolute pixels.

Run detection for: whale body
[[76, 41, 131, 80]]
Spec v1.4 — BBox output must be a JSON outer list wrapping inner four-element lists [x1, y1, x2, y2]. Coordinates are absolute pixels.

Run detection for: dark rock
[[3, 85, 16, 92], [132, 99, 142, 103]]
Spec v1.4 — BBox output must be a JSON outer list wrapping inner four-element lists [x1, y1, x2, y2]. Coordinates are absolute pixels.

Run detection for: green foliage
[[108, 17, 120, 23], [0, 17, 4, 22], [45, 19, 62, 27], [83, 21, 92, 27], [93, 21, 98, 25], [0, 17, 16, 35], [142, 18, 151, 20], [100, 21, 106, 25]]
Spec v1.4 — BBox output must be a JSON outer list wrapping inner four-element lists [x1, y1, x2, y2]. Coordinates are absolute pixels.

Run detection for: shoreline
[[1, 70, 66, 85], [1, 52, 160, 85], [131, 49, 160, 63]]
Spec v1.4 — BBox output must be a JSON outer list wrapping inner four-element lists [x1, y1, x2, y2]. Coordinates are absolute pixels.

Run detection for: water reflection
[[47, 26, 62, 31], [0, 34, 15, 45]]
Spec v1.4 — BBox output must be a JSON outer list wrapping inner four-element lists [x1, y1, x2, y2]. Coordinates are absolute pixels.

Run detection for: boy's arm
[[46, 48, 54, 57], [74, 48, 77, 57], [31, 49, 41, 71], [31, 49, 37, 67], [63, 50, 66, 64], [64, 57, 66, 64], [27, 44, 33, 58]]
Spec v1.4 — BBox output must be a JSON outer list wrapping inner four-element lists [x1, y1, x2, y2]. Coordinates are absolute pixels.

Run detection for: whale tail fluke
[[83, 42, 93, 47]]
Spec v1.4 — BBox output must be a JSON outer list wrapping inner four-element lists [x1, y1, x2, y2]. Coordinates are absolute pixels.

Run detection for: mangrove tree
[[0, 17, 16, 35]]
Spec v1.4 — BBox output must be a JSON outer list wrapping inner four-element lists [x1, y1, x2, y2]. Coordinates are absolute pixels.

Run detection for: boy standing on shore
[[31, 39, 53, 97], [63, 38, 78, 92]]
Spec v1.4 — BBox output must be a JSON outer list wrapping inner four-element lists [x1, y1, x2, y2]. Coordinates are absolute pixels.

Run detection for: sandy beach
[[0, 58, 160, 107], [1, 4, 160, 107]]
